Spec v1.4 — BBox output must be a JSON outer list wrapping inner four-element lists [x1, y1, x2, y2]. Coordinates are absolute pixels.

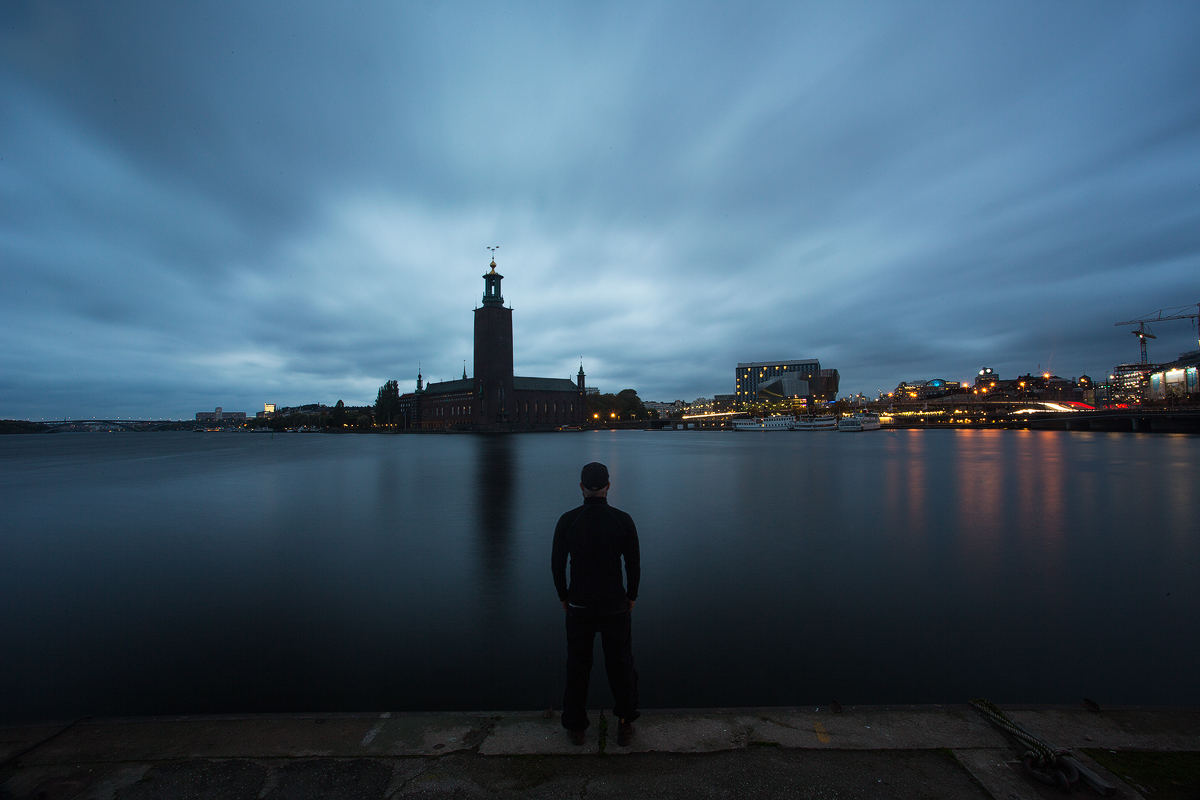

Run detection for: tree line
[[586, 389, 653, 421], [374, 380, 402, 426], [247, 399, 374, 431]]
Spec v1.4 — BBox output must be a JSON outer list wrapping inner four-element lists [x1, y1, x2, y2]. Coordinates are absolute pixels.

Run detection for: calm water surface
[[1, 429, 1197, 723]]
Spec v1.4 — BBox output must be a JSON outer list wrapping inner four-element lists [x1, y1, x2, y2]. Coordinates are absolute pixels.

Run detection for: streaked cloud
[[1, 1, 1197, 418]]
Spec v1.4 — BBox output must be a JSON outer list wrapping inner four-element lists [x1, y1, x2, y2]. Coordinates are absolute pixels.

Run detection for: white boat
[[791, 415, 837, 431], [838, 413, 881, 431], [733, 414, 796, 430]]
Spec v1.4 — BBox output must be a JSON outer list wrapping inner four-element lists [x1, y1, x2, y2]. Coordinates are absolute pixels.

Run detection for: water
[[1, 429, 1196, 723]]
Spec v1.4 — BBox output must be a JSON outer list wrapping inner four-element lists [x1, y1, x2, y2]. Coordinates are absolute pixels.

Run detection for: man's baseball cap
[[580, 462, 609, 490]]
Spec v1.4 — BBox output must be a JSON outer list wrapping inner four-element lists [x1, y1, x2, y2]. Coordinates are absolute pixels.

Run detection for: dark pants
[[561, 607, 640, 732]]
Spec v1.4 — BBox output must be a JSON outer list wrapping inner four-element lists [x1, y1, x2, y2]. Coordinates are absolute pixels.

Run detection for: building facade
[[965, 368, 1092, 403], [1147, 350, 1200, 400], [893, 379, 962, 401], [196, 406, 247, 422], [642, 400, 682, 417], [399, 259, 587, 430], [1112, 363, 1160, 403], [735, 360, 839, 406]]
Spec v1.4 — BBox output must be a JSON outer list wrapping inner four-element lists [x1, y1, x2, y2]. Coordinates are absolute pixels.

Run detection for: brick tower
[[473, 257, 515, 424]]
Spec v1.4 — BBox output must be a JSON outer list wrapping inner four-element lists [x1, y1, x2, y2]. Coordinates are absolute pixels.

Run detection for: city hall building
[[398, 258, 587, 430]]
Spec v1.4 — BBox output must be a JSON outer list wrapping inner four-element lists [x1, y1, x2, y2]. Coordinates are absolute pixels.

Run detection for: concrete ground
[[2, 706, 1196, 799]]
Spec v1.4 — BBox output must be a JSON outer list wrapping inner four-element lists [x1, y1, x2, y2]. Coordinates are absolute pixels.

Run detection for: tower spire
[[481, 248, 505, 306], [474, 250, 515, 425]]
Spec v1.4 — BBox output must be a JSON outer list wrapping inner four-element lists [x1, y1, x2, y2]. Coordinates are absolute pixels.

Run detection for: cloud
[[1, 2, 1198, 416]]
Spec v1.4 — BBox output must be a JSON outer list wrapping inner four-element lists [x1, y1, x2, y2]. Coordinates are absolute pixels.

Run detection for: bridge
[[1021, 407, 1200, 433], [39, 419, 209, 432], [879, 399, 1200, 433]]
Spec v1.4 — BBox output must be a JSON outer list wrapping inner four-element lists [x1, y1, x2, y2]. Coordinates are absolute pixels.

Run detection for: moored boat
[[791, 415, 837, 431], [732, 414, 796, 430], [838, 413, 881, 432]]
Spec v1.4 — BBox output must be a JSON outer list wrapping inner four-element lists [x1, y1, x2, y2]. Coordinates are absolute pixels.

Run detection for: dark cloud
[[1, 1, 1198, 418]]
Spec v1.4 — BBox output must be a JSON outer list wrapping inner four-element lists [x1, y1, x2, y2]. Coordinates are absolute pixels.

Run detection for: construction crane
[[1115, 303, 1200, 364]]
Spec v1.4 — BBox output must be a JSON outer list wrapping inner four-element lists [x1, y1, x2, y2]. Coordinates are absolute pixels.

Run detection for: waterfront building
[[643, 400, 683, 417], [196, 407, 247, 422], [974, 367, 999, 390], [735, 360, 839, 406], [1112, 363, 1160, 403], [737, 360, 817, 404], [1039, 374, 1086, 401], [1083, 380, 1113, 407], [1147, 350, 1200, 400], [893, 379, 962, 401], [398, 258, 586, 430], [967, 370, 1090, 402], [256, 403, 334, 420]]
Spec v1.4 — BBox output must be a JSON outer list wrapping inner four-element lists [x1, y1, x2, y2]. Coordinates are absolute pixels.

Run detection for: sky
[[2, 2, 1198, 419]]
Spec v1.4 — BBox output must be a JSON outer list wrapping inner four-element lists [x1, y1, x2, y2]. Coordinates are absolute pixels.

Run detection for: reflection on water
[[0, 429, 1197, 723], [473, 435, 516, 610], [955, 430, 1004, 563], [902, 432, 927, 537]]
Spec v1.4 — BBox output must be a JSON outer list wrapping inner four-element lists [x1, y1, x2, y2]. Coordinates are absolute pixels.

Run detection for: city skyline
[[2, 3, 1198, 419]]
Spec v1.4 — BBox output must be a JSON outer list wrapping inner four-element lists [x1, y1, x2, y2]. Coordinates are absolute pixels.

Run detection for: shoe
[[567, 729, 585, 746], [617, 719, 635, 747]]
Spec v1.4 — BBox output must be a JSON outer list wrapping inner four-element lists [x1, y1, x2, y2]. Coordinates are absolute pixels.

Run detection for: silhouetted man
[[551, 461, 640, 747]]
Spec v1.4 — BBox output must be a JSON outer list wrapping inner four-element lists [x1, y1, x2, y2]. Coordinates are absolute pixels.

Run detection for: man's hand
[[562, 600, 569, 612], [627, 599, 636, 612]]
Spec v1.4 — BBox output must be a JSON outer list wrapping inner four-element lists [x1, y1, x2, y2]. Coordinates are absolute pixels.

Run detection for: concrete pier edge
[[3, 705, 1197, 799]]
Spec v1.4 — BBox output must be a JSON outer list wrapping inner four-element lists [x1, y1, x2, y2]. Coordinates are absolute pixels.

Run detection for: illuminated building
[[1112, 363, 1160, 403], [734, 360, 839, 406], [1147, 350, 1200, 399], [643, 400, 683, 417], [974, 367, 999, 390], [893, 379, 961, 400], [968, 369, 1089, 402], [713, 393, 736, 412], [195, 406, 247, 422]]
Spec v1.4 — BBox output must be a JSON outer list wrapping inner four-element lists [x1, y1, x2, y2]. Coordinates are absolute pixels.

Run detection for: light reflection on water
[[0, 429, 1197, 723]]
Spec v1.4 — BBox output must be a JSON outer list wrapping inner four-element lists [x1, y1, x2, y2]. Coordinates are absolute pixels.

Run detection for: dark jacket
[[551, 497, 640, 613]]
